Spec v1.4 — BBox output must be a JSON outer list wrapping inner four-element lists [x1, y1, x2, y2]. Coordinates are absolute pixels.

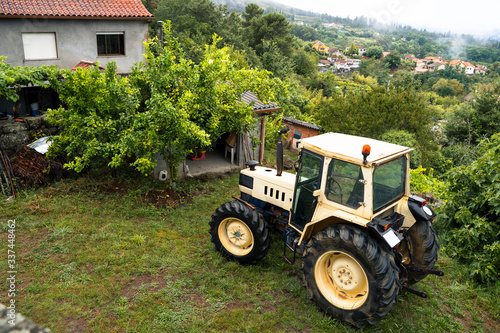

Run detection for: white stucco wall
[[0, 18, 149, 73]]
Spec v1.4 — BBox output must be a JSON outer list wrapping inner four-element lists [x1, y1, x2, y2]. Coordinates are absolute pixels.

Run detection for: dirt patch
[[183, 290, 211, 309], [62, 316, 88, 333], [121, 274, 168, 299], [144, 188, 186, 208]]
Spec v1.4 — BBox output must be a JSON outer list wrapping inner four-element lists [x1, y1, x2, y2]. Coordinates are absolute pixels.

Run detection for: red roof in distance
[[0, 0, 153, 19]]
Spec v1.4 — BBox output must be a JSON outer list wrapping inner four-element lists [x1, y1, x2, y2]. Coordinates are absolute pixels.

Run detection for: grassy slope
[[0, 170, 498, 332]]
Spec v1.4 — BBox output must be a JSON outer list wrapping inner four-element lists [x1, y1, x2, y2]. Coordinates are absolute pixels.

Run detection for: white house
[[0, 0, 153, 74]]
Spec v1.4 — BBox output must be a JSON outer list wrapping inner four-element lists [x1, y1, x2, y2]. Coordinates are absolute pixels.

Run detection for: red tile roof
[[0, 0, 153, 19], [72, 60, 105, 71]]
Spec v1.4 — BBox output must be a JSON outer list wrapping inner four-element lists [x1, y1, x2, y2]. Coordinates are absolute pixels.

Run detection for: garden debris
[[27, 136, 54, 154], [0, 142, 20, 198], [10, 146, 66, 188]]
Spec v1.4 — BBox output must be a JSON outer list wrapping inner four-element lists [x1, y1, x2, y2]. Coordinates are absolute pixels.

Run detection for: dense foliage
[[0, 57, 58, 102], [435, 134, 500, 283], [312, 84, 437, 166]]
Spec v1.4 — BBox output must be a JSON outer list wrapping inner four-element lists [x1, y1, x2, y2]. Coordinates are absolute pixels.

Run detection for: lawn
[[1, 168, 499, 332]]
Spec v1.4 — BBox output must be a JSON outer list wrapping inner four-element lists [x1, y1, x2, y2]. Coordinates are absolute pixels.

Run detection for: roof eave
[[0, 14, 154, 20]]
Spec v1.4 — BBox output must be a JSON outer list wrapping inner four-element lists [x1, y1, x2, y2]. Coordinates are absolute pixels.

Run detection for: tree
[[445, 84, 500, 145], [291, 49, 317, 77], [242, 3, 263, 25], [312, 84, 438, 167], [384, 52, 401, 69], [345, 42, 359, 56], [359, 58, 390, 86], [47, 24, 281, 179], [243, 8, 294, 58], [432, 78, 464, 97], [366, 46, 383, 59]]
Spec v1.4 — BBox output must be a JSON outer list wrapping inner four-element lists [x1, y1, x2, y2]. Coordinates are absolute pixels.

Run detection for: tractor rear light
[[383, 223, 392, 231], [421, 200, 427, 207]]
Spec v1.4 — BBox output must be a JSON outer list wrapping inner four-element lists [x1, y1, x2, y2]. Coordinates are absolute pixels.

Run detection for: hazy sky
[[271, 0, 500, 37]]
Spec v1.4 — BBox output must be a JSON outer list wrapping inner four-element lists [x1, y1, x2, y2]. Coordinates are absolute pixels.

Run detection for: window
[[325, 159, 364, 209], [373, 157, 406, 211], [291, 151, 323, 230], [22, 33, 58, 60], [97, 32, 125, 56]]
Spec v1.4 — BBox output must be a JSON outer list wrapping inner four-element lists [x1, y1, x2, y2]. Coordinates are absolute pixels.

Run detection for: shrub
[[435, 133, 500, 283], [409, 166, 446, 201], [380, 130, 422, 169]]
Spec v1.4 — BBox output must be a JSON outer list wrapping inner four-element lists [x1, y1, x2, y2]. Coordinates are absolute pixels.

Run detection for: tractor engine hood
[[239, 166, 296, 211]]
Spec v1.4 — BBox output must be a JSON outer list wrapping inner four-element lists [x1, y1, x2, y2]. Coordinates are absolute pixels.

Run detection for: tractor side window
[[373, 157, 406, 211], [298, 153, 322, 184], [325, 159, 364, 209]]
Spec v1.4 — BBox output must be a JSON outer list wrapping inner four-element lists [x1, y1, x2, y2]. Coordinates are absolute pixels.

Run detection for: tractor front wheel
[[302, 224, 400, 328], [209, 200, 270, 265]]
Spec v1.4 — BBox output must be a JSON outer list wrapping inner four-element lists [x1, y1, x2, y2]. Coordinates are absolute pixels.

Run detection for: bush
[[409, 166, 446, 201], [380, 130, 421, 169], [435, 133, 500, 283]]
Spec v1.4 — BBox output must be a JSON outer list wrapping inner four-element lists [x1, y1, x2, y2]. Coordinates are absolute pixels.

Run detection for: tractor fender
[[407, 195, 436, 222], [297, 208, 371, 245]]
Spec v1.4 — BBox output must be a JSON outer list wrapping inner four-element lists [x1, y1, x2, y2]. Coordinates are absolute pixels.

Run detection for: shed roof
[[283, 116, 321, 131], [241, 90, 280, 114], [72, 60, 105, 71], [0, 0, 153, 19]]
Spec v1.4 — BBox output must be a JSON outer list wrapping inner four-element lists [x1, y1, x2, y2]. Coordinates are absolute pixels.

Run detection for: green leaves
[[0, 57, 59, 102], [435, 133, 500, 283], [46, 23, 282, 180]]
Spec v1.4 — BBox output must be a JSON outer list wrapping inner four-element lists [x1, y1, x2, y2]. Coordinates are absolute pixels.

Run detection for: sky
[[271, 0, 500, 38]]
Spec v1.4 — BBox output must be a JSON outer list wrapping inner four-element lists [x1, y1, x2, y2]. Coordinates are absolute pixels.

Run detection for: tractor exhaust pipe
[[276, 128, 289, 176]]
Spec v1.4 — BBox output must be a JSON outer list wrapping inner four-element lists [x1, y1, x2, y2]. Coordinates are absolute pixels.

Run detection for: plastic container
[[30, 102, 39, 116]]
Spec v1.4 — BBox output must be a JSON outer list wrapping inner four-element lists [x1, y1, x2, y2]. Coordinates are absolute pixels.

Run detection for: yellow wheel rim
[[218, 218, 254, 256], [315, 251, 369, 310]]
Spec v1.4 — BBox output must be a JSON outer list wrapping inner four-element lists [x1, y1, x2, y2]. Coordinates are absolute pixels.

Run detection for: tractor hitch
[[405, 265, 444, 276], [403, 285, 428, 298]]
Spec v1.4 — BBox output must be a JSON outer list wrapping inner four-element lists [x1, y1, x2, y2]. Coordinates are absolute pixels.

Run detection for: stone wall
[[0, 304, 52, 332], [0, 116, 59, 153]]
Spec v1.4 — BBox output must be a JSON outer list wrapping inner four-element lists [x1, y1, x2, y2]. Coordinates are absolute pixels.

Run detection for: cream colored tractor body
[[209, 132, 442, 328]]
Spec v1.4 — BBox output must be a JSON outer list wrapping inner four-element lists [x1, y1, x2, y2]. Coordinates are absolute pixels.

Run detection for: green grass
[[1, 169, 499, 332]]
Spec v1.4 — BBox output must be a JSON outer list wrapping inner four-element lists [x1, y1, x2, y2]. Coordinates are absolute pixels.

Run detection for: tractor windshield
[[373, 157, 406, 212]]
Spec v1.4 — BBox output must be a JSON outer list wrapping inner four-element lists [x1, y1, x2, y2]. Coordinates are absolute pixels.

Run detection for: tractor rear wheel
[[403, 220, 439, 285], [209, 200, 270, 265], [302, 224, 400, 328]]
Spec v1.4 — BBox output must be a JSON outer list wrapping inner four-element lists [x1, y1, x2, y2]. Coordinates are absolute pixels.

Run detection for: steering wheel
[[328, 177, 342, 196]]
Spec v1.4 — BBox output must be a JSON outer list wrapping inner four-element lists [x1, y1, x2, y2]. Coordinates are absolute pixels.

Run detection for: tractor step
[[283, 229, 299, 265]]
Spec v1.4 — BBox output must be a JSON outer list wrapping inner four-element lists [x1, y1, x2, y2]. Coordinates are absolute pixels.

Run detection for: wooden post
[[259, 115, 266, 164]]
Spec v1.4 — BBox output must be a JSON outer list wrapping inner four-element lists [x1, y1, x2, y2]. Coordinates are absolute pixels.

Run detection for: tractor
[[209, 130, 443, 327]]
